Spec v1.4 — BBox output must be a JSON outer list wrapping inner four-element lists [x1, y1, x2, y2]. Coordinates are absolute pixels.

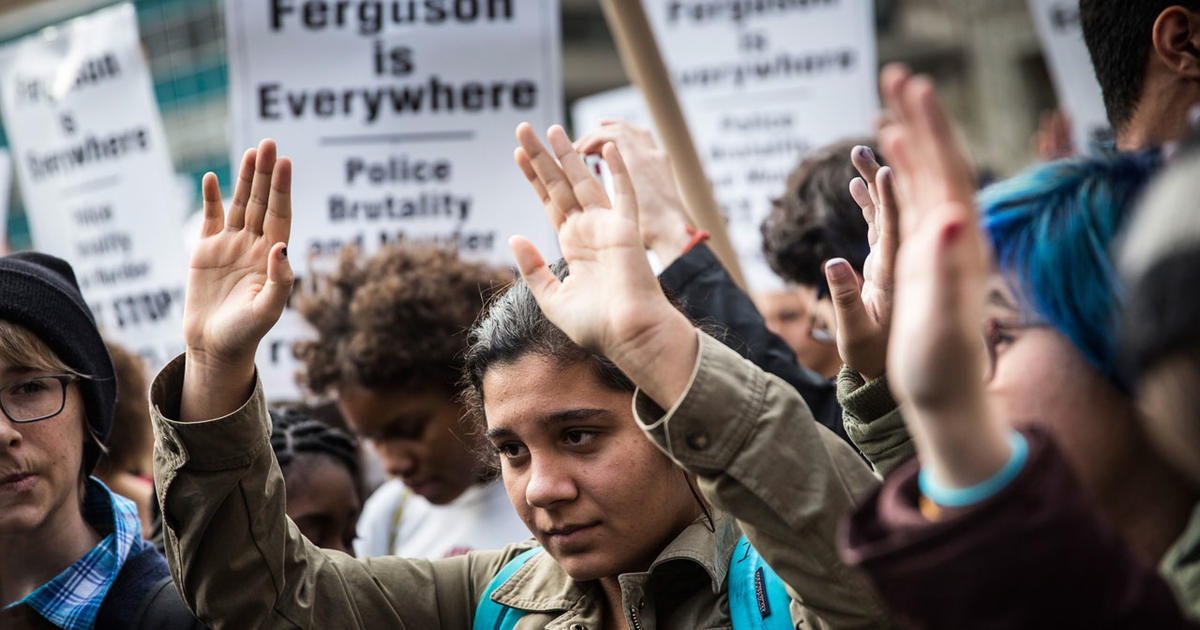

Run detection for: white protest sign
[[0, 3, 187, 368], [1027, 0, 1111, 148], [0, 149, 10, 250], [226, 0, 562, 399], [578, 2, 877, 292]]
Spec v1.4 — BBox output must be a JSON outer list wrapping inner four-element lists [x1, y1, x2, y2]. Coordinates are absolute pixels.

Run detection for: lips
[[543, 521, 601, 548], [0, 472, 36, 493]]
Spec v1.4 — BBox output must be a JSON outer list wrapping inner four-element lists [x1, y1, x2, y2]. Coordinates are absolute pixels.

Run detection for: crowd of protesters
[[5, 1, 1200, 629]]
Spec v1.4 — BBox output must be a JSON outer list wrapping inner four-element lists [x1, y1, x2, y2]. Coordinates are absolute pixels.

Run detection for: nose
[[524, 453, 578, 509], [0, 417, 22, 452], [373, 439, 418, 479]]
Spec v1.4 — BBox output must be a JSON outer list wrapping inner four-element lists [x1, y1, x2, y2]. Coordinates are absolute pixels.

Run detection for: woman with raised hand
[[151, 136, 888, 628], [834, 66, 1197, 627]]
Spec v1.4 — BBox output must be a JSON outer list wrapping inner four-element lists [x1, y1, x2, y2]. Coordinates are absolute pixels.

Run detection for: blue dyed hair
[[978, 150, 1161, 388]]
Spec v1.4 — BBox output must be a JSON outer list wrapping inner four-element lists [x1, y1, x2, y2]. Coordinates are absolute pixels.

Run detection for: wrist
[[608, 309, 698, 409], [646, 214, 693, 267]]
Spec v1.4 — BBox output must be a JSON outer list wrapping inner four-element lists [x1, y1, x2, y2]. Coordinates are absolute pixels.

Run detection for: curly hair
[[761, 138, 880, 288], [294, 242, 511, 396]]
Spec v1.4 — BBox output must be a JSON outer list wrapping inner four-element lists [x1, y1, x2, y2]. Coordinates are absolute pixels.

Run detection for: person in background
[[758, 138, 879, 381], [0, 252, 201, 629], [1082, 0, 1200, 150], [293, 242, 529, 560], [269, 406, 361, 556], [92, 341, 155, 537], [1120, 141, 1200, 615]]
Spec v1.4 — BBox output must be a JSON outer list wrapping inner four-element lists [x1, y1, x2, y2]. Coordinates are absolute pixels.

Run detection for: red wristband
[[681, 225, 710, 255]]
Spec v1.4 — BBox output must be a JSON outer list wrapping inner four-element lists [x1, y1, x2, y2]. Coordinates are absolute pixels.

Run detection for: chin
[[0, 504, 50, 533]]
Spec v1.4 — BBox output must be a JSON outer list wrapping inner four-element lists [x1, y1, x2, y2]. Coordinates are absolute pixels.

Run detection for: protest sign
[[225, 0, 563, 398], [0, 3, 187, 368], [584, 1, 877, 292], [1027, 0, 1111, 147], [0, 149, 10, 250]]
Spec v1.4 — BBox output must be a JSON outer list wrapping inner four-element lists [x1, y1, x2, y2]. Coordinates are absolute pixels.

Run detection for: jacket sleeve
[[841, 426, 1198, 629], [658, 244, 848, 445], [836, 367, 913, 477], [633, 331, 891, 629], [149, 355, 520, 630]]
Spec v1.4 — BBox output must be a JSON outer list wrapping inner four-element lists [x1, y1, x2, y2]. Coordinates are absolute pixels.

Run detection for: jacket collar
[[491, 509, 740, 613]]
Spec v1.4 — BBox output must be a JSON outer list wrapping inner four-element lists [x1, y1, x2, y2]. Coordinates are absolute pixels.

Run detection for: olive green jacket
[[150, 332, 889, 629]]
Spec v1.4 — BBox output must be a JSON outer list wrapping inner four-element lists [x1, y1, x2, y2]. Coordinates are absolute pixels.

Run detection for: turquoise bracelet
[[918, 430, 1029, 508]]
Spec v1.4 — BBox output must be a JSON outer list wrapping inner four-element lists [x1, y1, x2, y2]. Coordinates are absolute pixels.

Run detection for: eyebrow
[[485, 408, 610, 440]]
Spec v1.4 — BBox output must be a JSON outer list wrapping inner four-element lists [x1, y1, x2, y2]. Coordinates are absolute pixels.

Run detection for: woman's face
[[283, 453, 361, 556], [0, 359, 86, 536], [983, 276, 1142, 492], [482, 354, 700, 581], [336, 385, 479, 505]]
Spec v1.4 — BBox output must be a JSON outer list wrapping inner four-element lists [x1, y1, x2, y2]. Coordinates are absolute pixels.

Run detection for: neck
[[1098, 452, 1198, 563], [0, 488, 101, 606], [1118, 79, 1200, 151], [598, 577, 632, 630]]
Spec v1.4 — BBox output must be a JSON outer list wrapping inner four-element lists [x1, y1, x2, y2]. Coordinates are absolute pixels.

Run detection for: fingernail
[[941, 222, 963, 243], [825, 259, 852, 281], [856, 146, 875, 162]]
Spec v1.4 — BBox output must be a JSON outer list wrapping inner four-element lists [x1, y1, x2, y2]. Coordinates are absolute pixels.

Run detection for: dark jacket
[[658, 244, 848, 445], [96, 537, 206, 630], [840, 426, 1197, 629]]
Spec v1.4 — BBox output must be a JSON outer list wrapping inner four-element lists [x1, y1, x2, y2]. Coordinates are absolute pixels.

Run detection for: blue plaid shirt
[[5, 477, 142, 630]]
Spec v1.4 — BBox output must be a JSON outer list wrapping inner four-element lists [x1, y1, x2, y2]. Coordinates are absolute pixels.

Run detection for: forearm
[[151, 355, 481, 628], [634, 333, 890, 628]]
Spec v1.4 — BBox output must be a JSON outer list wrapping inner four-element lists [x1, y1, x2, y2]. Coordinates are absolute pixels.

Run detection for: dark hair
[[93, 341, 152, 477], [761, 139, 878, 289], [269, 406, 359, 478], [1081, 0, 1200, 131], [294, 242, 510, 395], [461, 261, 636, 468]]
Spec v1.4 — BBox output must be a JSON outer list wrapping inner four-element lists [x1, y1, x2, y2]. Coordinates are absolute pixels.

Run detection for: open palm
[[511, 124, 679, 361], [183, 139, 293, 369]]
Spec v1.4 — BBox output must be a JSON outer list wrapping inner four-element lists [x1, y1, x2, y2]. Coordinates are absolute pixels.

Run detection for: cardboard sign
[[1027, 0, 1111, 147], [225, 0, 563, 398], [0, 3, 187, 368], [576, 2, 877, 292]]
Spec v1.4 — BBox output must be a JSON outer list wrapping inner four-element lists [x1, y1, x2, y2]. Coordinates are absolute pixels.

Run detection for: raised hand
[[825, 144, 899, 380], [573, 121, 693, 265], [876, 65, 1011, 487], [181, 139, 293, 421], [511, 123, 696, 407]]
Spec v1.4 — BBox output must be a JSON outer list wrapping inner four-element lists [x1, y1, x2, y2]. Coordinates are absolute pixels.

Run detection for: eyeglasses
[[0, 374, 78, 423]]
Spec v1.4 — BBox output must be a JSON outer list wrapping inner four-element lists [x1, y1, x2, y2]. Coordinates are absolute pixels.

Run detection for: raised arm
[[574, 121, 848, 442], [153, 142, 510, 629]]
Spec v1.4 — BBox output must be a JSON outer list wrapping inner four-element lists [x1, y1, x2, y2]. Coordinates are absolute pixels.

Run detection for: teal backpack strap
[[729, 535, 794, 630], [473, 546, 542, 630]]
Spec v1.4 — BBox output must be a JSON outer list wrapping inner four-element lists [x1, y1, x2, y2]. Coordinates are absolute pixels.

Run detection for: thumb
[[259, 242, 294, 319], [826, 258, 874, 340], [509, 235, 560, 306]]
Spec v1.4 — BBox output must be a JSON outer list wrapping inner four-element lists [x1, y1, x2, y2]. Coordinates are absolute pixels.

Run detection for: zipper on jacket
[[629, 605, 643, 630]]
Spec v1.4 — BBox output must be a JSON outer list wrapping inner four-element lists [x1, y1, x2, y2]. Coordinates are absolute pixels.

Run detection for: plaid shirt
[[6, 477, 141, 630]]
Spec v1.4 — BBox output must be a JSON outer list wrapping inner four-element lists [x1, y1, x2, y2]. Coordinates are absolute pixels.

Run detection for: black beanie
[[0, 252, 116, 474]]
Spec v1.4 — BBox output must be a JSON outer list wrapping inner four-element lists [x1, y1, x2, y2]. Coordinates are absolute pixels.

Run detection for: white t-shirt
[[354, 479, 531, 559]]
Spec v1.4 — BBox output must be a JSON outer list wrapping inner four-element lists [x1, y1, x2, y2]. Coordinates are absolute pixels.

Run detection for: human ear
[[1152, 7, 1200, 78]]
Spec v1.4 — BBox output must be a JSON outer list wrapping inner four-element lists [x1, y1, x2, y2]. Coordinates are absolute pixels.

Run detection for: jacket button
[[686, 431, 710, 450]]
